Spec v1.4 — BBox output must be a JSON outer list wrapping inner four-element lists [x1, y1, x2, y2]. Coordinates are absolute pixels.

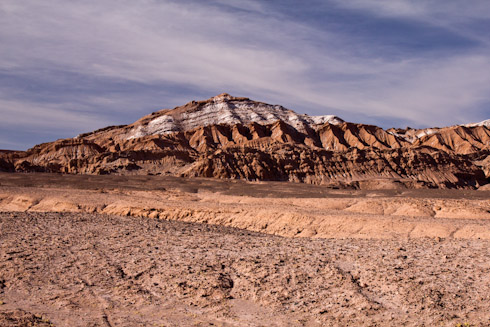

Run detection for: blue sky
[[1, 0, 489, 150]]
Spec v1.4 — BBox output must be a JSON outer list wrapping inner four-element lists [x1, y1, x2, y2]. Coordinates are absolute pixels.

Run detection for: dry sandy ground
[[0, 173, 489, 326], [0, 173, 489, 240], [1, 212, 490, 327]]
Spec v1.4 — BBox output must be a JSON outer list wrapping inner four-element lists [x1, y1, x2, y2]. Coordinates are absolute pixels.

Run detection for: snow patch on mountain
[[465, 119, 490, 128], [127, 94, 344, 139], [415, 129, 438, 139]]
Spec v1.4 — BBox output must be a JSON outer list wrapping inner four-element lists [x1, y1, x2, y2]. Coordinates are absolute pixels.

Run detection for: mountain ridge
[[1, 94, 489, 189]]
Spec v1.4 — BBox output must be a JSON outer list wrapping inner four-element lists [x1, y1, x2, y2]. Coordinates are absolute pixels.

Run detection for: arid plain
[[0, 173, 489, 326]]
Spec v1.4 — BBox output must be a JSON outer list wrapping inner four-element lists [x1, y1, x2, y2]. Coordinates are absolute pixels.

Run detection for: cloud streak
[[1, 0, 489, 149]]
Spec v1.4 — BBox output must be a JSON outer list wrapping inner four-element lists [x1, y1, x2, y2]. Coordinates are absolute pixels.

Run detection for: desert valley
[[0, 94, 489, 326]]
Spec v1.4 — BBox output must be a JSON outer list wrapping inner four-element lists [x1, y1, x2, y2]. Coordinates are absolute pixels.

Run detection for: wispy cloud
[[0, 98, 112, 130], [331, 0, 490, 21], [0, 0, 489, 149]]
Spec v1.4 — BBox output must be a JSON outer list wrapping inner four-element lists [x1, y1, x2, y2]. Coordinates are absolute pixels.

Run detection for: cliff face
[[2, 94, 489, 189]]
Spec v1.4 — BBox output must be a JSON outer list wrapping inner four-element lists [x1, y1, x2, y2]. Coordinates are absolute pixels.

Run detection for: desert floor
[[0, 173, 489, 326]]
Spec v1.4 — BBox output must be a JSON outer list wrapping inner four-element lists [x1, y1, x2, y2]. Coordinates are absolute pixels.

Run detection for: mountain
[[465, 119, 490, 128], [1, 94, 489, 189]]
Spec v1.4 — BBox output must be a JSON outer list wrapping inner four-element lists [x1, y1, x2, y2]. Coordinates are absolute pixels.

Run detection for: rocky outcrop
[[0, 150, 17, 172], [413, 125, 490, 154], [0, 157, 14, 172], [474, 154, 490, 179], [1, 94, 488, 189]]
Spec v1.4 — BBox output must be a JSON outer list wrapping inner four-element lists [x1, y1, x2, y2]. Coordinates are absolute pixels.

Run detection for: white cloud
[[209, 0, 267, 14], [0, 0, 489, 149], [333, 0, 425, 17], [0, 98, 112, 131], [331, 0, 490, 21], [331, 0, 490, 45]]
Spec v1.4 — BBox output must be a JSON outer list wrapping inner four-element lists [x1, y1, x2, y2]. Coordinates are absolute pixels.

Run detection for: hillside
[[1, 94, 489, 189]]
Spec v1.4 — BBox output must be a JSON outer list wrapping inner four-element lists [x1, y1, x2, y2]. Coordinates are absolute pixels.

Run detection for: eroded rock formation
[[1, 94, 489, 189]]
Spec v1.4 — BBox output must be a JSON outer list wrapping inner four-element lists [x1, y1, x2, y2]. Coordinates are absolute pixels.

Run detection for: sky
[[1, 0, 490, 150]]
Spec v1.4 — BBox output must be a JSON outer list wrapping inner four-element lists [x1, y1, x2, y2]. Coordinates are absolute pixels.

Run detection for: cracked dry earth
[[1, 212, 490, 326]]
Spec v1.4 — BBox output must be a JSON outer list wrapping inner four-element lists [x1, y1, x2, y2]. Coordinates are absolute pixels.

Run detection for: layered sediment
[[1, 94, 489, 189]]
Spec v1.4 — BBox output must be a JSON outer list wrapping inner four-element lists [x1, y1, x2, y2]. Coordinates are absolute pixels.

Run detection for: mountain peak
[[126, 94, 343, 139], [207, 93, 251, 103], [210, 93, 233, 101]]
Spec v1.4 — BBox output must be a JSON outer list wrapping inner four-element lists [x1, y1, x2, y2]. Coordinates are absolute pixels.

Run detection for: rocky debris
[[0, 309, 53, 327], [1, 94, 488, 188], [1, 211, 489, 326]]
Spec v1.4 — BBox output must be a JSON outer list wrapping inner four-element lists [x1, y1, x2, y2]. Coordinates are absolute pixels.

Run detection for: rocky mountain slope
[[1, 94, 489, 189]]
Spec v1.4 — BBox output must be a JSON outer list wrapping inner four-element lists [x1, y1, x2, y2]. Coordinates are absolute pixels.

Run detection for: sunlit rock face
[[126, 93, 344, 139], [1, 94, 489, 189]]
